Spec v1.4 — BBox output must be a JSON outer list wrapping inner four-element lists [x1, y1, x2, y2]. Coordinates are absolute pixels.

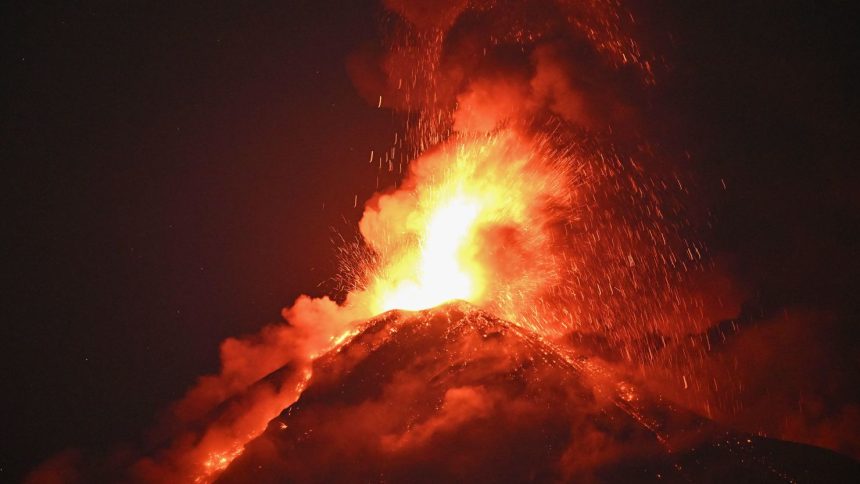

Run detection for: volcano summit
[[217, 302, 859, 483]]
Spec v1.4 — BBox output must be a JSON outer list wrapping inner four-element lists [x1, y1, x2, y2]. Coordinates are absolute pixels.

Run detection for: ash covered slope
[[218, 302, 858, 483]]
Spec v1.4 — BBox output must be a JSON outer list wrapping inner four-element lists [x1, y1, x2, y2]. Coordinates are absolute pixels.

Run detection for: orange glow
[[362, 129, 571, 318], [376, 194, 482, 312], [188, 367, 313, 483], [182, 129, 573, 481], [199, 446, 243, 481]]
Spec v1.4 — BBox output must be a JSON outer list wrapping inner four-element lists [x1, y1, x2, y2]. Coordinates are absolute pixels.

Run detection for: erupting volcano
[[22, 1, 860, 483], [218, 302, 857, 483]]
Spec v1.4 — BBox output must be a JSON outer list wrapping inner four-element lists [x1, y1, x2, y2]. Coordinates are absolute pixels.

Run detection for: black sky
[[3, 0, 859, 481]]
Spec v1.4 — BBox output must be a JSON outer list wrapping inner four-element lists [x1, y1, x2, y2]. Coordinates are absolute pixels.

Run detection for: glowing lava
[[361, 130, 572, 317], [377, 193, 482, 312]]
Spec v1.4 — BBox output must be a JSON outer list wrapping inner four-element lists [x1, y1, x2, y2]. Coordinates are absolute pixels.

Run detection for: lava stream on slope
[[217, 302, 859, 483]]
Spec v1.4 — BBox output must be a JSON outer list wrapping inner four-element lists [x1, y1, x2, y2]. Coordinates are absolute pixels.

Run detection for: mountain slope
[[218, 302, 859, 483]]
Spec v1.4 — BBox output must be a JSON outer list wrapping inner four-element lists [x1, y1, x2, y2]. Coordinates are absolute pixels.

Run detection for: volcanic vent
[[217, 302, 858, 483]]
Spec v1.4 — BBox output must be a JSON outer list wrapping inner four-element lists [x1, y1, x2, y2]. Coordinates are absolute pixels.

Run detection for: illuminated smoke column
[[347, 0, 710, 382]]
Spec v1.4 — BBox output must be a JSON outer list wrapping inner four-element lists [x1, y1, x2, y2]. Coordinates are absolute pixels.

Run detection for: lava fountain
[[363, 129, 573, 317]]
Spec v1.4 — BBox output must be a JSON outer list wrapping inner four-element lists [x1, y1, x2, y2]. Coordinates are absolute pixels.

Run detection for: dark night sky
[[2, 0, 858, 481]]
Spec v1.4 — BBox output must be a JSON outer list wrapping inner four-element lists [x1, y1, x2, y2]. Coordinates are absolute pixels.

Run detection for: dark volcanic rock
[[218, 302, 859, 483]]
